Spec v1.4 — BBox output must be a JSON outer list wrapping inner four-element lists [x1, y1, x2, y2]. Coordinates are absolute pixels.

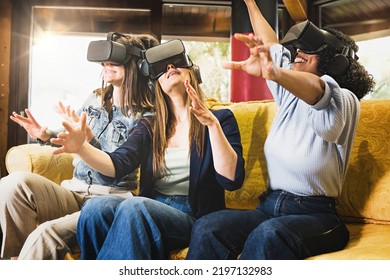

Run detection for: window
[[30, 34, 103, 129], [356, 35, 390, 99], [29, 6, 153, 134]]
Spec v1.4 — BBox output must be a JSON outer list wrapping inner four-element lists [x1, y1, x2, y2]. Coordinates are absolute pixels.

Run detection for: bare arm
[[51, 112, 116, 177], [206, 120, 238, 181], [273, 66, 325, 105], [244, 0, 278, 44]]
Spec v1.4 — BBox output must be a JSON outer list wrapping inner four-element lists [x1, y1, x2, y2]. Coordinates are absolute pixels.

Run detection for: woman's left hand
[[51, 112, 88, 155], [185, 80, 218, 127], [54, 101, 94, 141]]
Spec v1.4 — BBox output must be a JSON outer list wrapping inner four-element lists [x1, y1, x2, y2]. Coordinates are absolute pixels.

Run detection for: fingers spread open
[[61, 121, 75, 132]]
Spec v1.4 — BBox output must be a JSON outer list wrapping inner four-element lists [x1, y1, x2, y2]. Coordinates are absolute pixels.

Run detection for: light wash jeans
[[77, 194, 195, 259], [186, 189, 349, 260]]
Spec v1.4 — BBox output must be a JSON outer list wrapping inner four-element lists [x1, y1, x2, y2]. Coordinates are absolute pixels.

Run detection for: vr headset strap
[[107, 31, 143, 60]]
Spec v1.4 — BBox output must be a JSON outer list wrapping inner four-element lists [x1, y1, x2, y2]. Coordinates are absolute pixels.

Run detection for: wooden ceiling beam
[[282, 0, 307, 22]]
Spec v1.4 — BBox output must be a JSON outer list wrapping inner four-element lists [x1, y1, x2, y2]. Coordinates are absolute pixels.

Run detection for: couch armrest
[[5, 143, 74, 185]]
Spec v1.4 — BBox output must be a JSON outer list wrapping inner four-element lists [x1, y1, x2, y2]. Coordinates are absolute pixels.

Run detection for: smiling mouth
[[294, 56, 307, 63]]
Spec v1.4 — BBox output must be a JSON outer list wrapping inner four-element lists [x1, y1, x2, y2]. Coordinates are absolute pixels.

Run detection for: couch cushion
[[337, 99, 390, 224], [308, 223, 390, 259], [170, 224, 390, 260], [5, 143, 74, 185], [209, 100, 278, 210]]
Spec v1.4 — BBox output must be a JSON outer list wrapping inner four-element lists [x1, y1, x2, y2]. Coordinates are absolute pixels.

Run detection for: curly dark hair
[[316, 28, 375, 100]]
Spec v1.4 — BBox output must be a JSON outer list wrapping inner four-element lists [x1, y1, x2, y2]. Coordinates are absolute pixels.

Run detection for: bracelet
[[37, 138, 49, 146], [37, 131, 56, 146]]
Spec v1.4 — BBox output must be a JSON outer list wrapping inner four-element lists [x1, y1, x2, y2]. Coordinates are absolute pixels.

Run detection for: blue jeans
[[186, 190, 349, 260], [77, 194, 195, 259]]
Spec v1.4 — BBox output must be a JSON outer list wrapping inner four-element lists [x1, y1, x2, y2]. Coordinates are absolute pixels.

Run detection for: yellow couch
[[5, 99, 390, 259]]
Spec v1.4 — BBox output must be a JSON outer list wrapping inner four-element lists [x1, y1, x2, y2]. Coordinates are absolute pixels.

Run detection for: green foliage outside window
[[184, 41, 231, 102]]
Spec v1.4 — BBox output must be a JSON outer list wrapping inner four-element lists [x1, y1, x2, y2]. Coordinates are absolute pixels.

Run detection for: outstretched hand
[[223, 33, 278, 80], [54, 101, 79, 123], [54, 101, 94, 141], [10, 109, 48, 140], [185, 80, 218, 127], [51, 112, 88, 155]]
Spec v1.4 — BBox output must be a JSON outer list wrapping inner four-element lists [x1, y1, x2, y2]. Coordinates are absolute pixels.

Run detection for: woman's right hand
[[10, 109, 49, 140], [51, 112, 88, 155], [223, 33, 278, 81]]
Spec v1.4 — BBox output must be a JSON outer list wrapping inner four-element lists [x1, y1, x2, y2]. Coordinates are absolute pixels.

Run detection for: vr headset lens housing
[[280, 20, 344, 54], [87, 40, 130, 65], [144, 39, 193, 80]]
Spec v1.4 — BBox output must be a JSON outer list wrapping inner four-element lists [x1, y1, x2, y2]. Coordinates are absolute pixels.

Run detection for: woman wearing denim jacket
[[51, 47, 245, 259], [0, 33, 159, 260]]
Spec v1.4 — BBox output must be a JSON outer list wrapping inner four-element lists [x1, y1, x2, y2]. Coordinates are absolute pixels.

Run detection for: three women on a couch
[[0, 33, 159, 259], [2, 0, 375, 260], [186, 0, 375, 260]]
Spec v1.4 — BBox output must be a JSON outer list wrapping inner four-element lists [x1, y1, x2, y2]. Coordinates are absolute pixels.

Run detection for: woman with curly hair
[[186, 0, 375, 260]]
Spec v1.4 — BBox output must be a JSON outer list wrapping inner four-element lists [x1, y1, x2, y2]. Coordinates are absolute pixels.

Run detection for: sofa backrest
[[208, 100, 277, 210], [337, 99, 390, 224], [208, 99, 390, 225]]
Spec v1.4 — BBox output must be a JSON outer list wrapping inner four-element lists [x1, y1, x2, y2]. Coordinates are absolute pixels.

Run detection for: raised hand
[[51, 112, 88, 155], [185, 80, 218, 127], [223, 33, 278, 80], [54, 101, 94, 141], [10, 109, 49, 140], [54, 101, 79, 123]]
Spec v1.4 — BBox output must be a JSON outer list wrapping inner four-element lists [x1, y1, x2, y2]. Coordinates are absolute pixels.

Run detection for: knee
[[191, 215, 219, 241], [32, 220, 60, 240], [246, 222, 279, 247], [192, 216, 212, 233], [80, 196, 123, 221], [115, 196, 150, 213], [0, 171, 35, 201]]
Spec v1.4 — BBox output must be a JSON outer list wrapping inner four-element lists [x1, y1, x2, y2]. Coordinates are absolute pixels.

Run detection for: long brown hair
[[152, 68, 206, 177], [95, 33, 159, 116]]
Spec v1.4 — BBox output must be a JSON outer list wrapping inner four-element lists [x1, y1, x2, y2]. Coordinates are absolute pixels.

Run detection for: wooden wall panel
[[0, 0, 11, 177]]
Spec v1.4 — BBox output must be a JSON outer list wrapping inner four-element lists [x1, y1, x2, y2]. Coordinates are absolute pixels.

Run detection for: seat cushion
[[308, 223, 390, 259], [209, 100, 277, 210]]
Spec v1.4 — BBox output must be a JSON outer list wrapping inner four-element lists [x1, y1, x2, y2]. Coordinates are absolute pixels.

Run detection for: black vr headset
[[280, 20, 357, 76], [87, 34, 202, 87], [87, 32, 143, 65], [138, 39, 202, 83]]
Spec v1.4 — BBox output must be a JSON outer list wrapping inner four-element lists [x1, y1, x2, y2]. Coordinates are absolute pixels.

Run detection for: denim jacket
[[48, 93, 140, 190]]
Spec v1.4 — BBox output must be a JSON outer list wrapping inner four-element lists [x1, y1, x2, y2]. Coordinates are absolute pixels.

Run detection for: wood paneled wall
[[0, 0, 11, 176]]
